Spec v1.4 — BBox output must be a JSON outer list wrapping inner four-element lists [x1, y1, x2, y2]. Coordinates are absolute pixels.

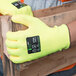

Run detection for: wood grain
[[33, 2, 76, 17], [0, 2, 76, 76], [20, 45, 76, 76]]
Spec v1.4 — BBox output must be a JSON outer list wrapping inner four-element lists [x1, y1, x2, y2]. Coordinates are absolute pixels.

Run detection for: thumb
[[11, 15, 37, 27]]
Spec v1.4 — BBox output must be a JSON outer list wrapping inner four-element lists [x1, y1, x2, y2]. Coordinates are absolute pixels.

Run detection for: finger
[[24, 6, 32, 15], [10, 56, 25, 63], [21, 6, 28, 15], [27, 6, 33, 16], [10, 55, 21, 63], [6, 39, 19, 48], [30, 11, 33, 16], [7, 48, 21, 56], [6, 31, 22, 40], [11, 15, 38, 27]]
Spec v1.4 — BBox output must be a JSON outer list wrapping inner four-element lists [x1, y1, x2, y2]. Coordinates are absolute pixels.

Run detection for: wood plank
[[1, 0, 76, 58], [33, 2, 76, 17], [0, 2, 76, 76], [0, 17, 2, 56], [18, 9, 76, 73], [0, 16, 11, 76], [1, 6, 76, 62], [40, 10, 76, 27], [0, 16, 13, 76], [20, 45, 76, 76]]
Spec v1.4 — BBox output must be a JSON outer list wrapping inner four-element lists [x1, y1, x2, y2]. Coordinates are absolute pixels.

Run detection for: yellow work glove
[[6, 15, 70, 63], [0, 0, 33, 16]]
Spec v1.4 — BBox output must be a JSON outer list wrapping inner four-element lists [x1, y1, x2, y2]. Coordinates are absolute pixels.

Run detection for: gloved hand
[[0, 0, 33, 16], [6, 15, 70, 63]]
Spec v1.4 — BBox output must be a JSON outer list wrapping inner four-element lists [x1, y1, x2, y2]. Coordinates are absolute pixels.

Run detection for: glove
[[6, 15, 70, 63], [0, 0, 33, 16]]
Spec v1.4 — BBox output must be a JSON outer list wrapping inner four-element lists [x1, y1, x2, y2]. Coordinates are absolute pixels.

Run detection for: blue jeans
[[0, 58, 3, 76], [48, 66, 76, 76]]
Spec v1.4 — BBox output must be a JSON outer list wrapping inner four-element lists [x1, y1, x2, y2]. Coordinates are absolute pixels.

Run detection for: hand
[[0, 0, 33, 16], [6, 15, 70, 63], [67, 20, 76, 45]]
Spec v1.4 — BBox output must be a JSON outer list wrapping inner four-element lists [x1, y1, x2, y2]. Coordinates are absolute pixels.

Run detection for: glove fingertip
[[6, 32, 11, 38], [10, 56, 20, 63]]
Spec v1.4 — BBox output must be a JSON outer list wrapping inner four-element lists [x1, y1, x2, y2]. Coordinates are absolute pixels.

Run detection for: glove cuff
[[58, 24, 70, 50]]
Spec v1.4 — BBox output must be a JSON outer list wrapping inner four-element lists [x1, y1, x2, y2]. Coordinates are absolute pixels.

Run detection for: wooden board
[[0, 2, 76, 76], [33, 2, 76, 17], [0, 18, 2, 56], [20, 45, 76, 76]]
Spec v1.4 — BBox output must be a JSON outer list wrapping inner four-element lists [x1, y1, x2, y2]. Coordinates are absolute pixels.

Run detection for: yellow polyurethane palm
[[0, 0, 33, 16], [6, 15, 70, 63]]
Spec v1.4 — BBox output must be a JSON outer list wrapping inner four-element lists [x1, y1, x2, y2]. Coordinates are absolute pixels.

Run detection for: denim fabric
[[24, 0, 58, 10], [0, 58, 3, 76], [24, 0, 74, 10], [48, 66, 76, 76]]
